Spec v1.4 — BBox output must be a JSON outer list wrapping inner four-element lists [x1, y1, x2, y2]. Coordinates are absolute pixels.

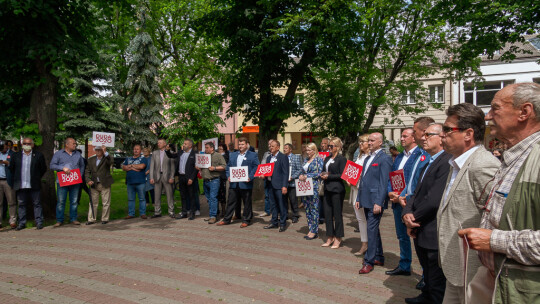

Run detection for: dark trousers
[[179, 175, 196, 215], [286, 186, 299, 219], [17, 189, 43, 226], [76, 181, 92, 205], [364, 207, 384, 266], [323, 190, 345, 237], [145, 189, 155, 205], [318, 194, 325, 221], [415, 241, 446, 303], [223, 187, 253, 224], [268, 186, 287, 227]]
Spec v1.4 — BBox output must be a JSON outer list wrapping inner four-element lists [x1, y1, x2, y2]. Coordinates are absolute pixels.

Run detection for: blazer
[[436, 146, 499, 287], [265, 151, 289, 190], [149, 150, 176, 182], [8, 150, 47, 191], [85, 153, 115, 188], [356, 150, 393, 209], [387, 146, 423, 200], [166, 149, 198, 181], [322, 154, 347, 193], [287, 154, 303, 187], [226, 150, 259, 189], [402, 151, 452, 250], [404, 149, 431, 202]]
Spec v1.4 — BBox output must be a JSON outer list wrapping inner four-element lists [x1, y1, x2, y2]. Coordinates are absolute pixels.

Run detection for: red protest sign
[[389, 169, 406, 193], [57, 169, 83, 187], [318, 152, 330, 160], [340, 160, 363, 185], [254, 163, 274, 177]]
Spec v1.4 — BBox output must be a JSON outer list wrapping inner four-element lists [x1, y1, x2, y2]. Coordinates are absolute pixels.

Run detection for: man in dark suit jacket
[[402, 123, 452, 304], [8, 138, 47, 230], [85, 145, 114, 224], [166, 139, 198, 220], [356, 132, 393, 274], [218, 137, 259, 227], [261, 140, 289, 232]]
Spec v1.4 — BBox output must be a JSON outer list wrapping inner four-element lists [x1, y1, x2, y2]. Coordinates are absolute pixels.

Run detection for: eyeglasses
[[423, 132, 440, 139], [328, 145, 335, 148], [22, 143, 32, 145], [442, 126, 466, 134]]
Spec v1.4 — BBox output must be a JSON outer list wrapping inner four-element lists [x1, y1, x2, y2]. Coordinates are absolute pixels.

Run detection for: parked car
[[113, 152, 127, 169]]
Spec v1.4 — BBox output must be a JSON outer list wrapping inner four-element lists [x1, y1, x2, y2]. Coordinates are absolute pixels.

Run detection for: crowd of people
[[1, 83, 539, 304]]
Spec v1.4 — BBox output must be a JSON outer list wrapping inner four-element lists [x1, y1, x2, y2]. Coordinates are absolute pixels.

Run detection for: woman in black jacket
[[320, 137, 347, 249]]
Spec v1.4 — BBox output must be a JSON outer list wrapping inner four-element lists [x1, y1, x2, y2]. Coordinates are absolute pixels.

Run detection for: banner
[[202, 137, 218, 150], [318, 152, 330, 160], [340, 160, 363, 185], [92, 131, 115, 147], [389, 169, 406, 193], [295, 178, 314, 196], [229, 166, 249, 182], [195, 153, 211, 168], [57, 169, 83, 187], [254, 163, 274, 177]]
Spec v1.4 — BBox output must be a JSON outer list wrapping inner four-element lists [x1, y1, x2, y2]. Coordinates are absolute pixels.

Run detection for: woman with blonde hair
[[320, 137, 347, 248], [347, 134, 369, 255], [298, 142, 324, 239]]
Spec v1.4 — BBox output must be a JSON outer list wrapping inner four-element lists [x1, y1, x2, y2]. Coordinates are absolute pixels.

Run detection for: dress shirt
[[0, 151, 8, 178], [95, 152, 109, 167], [441, 146, 480, 207], [268, 151, 279, 181], [479, 131, 540, 272], [420, 149, 444, 183], [179, 149, 191, 174], [398, 146, 417, 170], [21, 152, 32, 189], [50, 149, 84, 172], [363, 149, 382, 174], [237, 151, 247, 167]]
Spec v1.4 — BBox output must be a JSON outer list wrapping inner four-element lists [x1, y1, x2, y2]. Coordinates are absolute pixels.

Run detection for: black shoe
[[405, 294, 429, 304], [151, 214, 162, 218], [188, 214, 195, 220], [304, 234, 318, 240], [85, 221, 95, 225], [385, 267, 411, 276], [264, 224, 278, 229], [36, 224, 43, 230], [15, 226, 25, 231], [354, 228, 360, 233], [416, 277, 425, 290], [101, 221, 108, 224], [175, 213, 187, 219], [291, 217, 299, 223], [279, 225, 287, 232], [169, 213, 176, 219], [319, 219, 325, 224]]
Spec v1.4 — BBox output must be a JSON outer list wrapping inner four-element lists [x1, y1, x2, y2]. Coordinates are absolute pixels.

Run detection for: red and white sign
[[202, 137, 218, 150], [254, 163, 274, 177], [57, 169, 83, 187], [196, 153, 211, 168], [229, 166, 249, 182], [318, 152, 330, 160], [92, 131, 115, 147], [295, 178, 314, 196], [341, 160, 363, 185], [389, 169, 406, 193]]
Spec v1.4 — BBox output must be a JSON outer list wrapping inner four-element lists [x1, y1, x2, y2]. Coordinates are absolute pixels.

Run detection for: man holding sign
[[50, 138, 85, 227], [196, 142, 226, 224], [218, 137, 259, 227], [261, 140, 289, 232]]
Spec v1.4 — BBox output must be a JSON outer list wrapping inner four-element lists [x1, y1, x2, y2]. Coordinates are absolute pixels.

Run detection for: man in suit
[[85, 145, 114, 225], [259, 139, 273, 217], [261, 140, 289, 232], [218, 137, 259, 227], [356, 132, 393, 274], [386, 128, 421, 276], [0, 140, 16, 228], [435, 103, 499, 303], [284, 143, 302, 223], [149, 138, 176, 218], [166, 139, 198, 220], [8, 138, 47, 230], [402, 123, 452, 304]]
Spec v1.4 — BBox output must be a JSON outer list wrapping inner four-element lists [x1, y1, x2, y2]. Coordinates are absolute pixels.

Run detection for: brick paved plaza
[[0, 199, 422, 304]]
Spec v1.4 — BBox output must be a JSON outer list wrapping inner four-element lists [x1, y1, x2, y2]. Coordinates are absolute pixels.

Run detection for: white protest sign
[[229, 166, 249, 182], [202, 137, 218, 150], [295, 178, 314, 196], [195, 153, 211, 168], [92, 131, 115, 147]]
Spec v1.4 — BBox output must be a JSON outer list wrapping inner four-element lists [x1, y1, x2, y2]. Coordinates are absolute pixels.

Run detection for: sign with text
[[92, 131, 115, 147], [254, 163, 274, 177], [195, 153, 211, 168], [57, 169, 83, 187], [202, 137, 218, 151], [318, 152, 330, 160], [295, 178, 314, 196], [389, 169, 406, 193], [229, 166, 249, 182], [341, 160, 363, 185]]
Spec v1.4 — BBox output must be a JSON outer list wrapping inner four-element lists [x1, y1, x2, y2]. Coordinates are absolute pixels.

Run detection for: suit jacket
[[436, 146, 499, 287], [166, 149, 198, 181], [265, 151, 289, 190], [356, 150, 393, 209], [85, 153, 115, 188], [405, 149, 431, 202], [402, 151, 452, 250], [387, 147, 423, 209], [322, 154, 347, 193], [8, 150, 47, 191], [149, 150, 176, 182], [226, 150, 259, 189], [287, 154, 303, 187]]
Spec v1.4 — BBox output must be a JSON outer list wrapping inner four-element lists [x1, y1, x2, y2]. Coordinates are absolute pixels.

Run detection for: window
[[294, 94, 305, 110], [533, 78, 540, 85], [401, 90, 416, 105], [464, 80, 514, 106], [216, 104, 223, 115], [429, 85, 444, 103]]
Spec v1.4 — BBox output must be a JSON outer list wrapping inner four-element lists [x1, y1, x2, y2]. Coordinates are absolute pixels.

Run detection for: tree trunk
[[30, 58, 58, 219]]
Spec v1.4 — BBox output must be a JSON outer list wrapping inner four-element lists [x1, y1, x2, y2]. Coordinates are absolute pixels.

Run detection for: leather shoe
[[124, 215, 134, 220], [175, 213, 187, 219], [217, 221, 229, 226], [304, 234, 318, 240], [10, 223, 17, 229], [53, 222, 62, 228], [291, 217, 299, 223], [374, 260, 384, 266], [405, 294, 429, 304], [36, 224, 43, 230], [71, 221, 81, 225], [188, 214, 195, 220], [151, 214, 162, 218], [140, 215, 148, 219], [279, 225, 287, 232], [416, 278, 425, 290], [15, 226, 25, 231], [85, 221, 95, 225], [240, 223, 249, 228], [101, 221, 108, 224], [264, 224, 278, 229], [358, 264, 374, 274], [385, 267, 411, 276]]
